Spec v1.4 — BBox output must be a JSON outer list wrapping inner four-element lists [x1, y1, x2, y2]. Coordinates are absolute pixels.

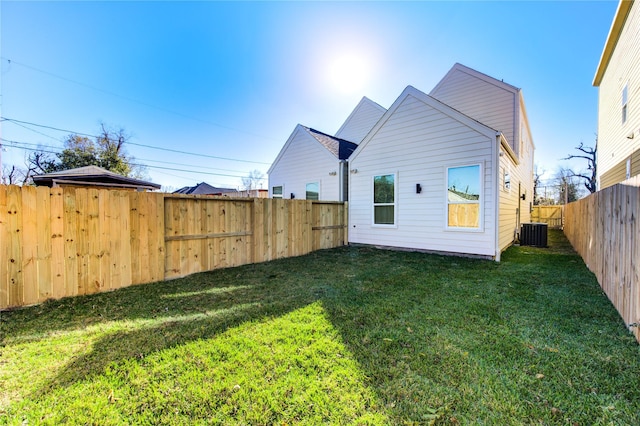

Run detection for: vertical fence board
[[21, 186, 39, 305], [1, 189, 347, 309], [564, 176, 640, 342], [7, 186, 23, 307], [0, 186, 7, 309], [50, 187, 65, 299], [130, 191, 142, 285], [63, 188, 78, 297], [36, 186, 53, 302]]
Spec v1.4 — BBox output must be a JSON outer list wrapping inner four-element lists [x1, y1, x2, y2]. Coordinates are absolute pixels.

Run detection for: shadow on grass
[[5, 231, 640, 424]]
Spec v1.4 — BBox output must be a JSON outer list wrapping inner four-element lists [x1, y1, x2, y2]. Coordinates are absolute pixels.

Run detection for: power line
[[1, 57, 280, 142], [0, 138, 267, 180], [2, 119, 263, 173], [1, 116, 271, 165]]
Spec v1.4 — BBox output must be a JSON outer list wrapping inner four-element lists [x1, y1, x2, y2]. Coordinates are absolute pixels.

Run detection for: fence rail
[[0, 186, 347, 310], [531, 205, 564, 229], [564, 176, 639, 342]]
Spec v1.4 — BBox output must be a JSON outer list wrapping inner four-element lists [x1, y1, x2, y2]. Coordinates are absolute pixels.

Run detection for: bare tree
[[556, 168, 582, 204], [241, 169, 265, 191], [563, 140, 597, 194], [1, 165, 24, 185], [533, 165, 544, 205]]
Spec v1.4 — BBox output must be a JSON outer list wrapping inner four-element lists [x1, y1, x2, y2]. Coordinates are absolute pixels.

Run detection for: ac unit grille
[[520, 223, 548, 247]]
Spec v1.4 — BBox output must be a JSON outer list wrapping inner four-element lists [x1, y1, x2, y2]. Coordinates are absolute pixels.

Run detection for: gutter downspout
[[494, 132, 502, 262], [338, 160, 346, 202]]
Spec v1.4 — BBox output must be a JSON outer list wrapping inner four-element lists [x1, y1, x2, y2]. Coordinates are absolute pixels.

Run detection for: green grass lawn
[[1, 230, 639, 425]]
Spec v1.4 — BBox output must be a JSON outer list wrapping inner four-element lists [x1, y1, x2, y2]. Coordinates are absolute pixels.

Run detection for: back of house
[[348, 64, 535, 260]]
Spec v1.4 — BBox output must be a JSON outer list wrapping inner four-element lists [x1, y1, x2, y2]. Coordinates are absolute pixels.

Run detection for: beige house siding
[[595, 0, 640, 188]]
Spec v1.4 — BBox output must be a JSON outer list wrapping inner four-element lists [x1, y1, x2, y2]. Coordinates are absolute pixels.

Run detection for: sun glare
[[324, 49, 373, 95]]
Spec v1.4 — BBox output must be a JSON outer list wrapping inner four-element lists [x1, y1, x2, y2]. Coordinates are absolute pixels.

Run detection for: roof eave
[[593, 0, 634, 87]]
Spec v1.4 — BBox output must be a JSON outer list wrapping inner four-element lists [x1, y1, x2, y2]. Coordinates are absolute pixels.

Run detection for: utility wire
[[1, 57, 280, 142], [0, 138, 267, 180], [3, 120, 261, 173], [1, 116, 271, 165]]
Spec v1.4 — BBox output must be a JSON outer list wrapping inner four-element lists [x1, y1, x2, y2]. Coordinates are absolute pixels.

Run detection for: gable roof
[[593, 0, 634, 86], [305, 127, 358, 160], [173, 182, 237, 195], [334, 96, 387, 142], [350, 85, 499, 162], [267, 124, 358, 174], [32, 165, 161, 190], [431, 62, 520, 96]]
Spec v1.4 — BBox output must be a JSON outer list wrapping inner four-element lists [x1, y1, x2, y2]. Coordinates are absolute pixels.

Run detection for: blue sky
[[0, 1, 618, 190]]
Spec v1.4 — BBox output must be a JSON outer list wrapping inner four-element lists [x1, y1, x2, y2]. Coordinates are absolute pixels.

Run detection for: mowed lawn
[[1, 230, 639, 425]]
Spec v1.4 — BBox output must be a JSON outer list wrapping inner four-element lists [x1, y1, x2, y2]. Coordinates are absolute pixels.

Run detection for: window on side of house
[[373, 173, 396, 225], [447, 164, 481, 229], [626, 158, 631, 180], [503, 167, 511, 192], [623, 84, 629, 124], [305, 182, 319, 200], [272, 185, 283, 199]]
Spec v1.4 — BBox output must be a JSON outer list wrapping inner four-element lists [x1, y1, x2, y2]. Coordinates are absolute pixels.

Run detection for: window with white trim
[[373, 173, 395, 225], [305, 182, 319, 200], [447, 164, 481, 229], [503, 167, 511, 192], [622, 84, 629, 124], [272, 185, 283, 199]]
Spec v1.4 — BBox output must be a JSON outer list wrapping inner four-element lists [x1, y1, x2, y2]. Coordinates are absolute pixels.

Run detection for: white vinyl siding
[[349, 90, 497, 257], [430, 65, 519, 155], [268, 125, 341, 200], [335, 97, 386, 143], [597, 1, 640, 188]]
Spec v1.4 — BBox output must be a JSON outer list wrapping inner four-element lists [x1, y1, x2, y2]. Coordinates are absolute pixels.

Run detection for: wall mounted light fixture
[[291, 193, 295, 199], [416, 183, 422, 194]]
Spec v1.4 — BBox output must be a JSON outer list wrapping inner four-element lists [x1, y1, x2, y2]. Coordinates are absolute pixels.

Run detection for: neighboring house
[[593, 0, 640, 189], [349, 64, 534, 261], [236, 189, 268, 198], [173, 182, 238, 196], [32, 165, 161, 191], [267, 97, 385, 201]]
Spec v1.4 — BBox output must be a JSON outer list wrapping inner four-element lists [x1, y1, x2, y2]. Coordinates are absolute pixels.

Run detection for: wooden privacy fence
[[531, 205, 564, 229], [0, 185, 347, 310], [563, 176, 639, 342]]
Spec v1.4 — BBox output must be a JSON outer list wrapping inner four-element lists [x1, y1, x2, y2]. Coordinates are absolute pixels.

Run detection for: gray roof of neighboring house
[[173, 182, 237, 195], [32, 165, 161, 190], [304, 127, 358, 160]]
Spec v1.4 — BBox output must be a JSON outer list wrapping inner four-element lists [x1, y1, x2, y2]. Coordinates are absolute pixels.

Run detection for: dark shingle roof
[[173, 182, 237, 195], [32, 165, 161, 190], [304, 127, 358, 160]]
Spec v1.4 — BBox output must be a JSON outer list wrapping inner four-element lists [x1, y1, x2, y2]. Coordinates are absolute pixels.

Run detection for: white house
[[268, 97, 385, 201], [593, 0, 640, 189], [348, 65, 534, 261], [267, 125, 358, 201]]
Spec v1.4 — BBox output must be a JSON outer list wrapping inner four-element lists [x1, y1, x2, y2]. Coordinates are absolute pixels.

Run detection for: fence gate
[[531, 205, 563, 229]]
